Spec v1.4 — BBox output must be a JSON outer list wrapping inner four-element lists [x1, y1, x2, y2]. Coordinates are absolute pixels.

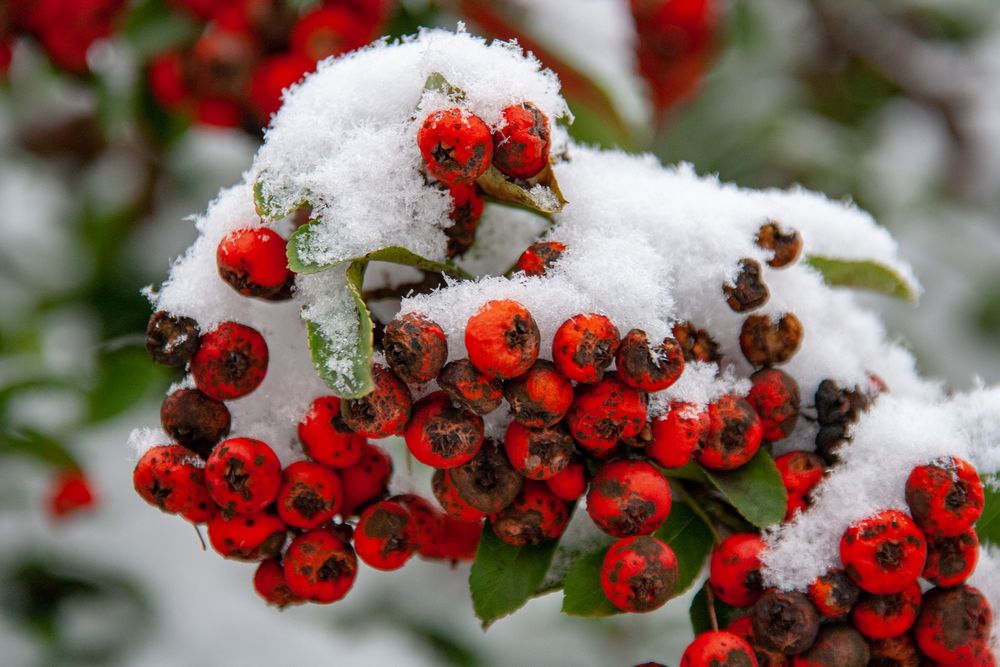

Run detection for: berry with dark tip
[[490, 480, 569, 546], [905, 456, 984, 538], [503, 360, 574, 428], [586, 459, 671, 538], [709, 533, 766, 608], [615, 329, 685, 392], [672, 321, 721, 364], [146, 310, 200, 367], [566, 374, 647, 456], [395, 494, 443, 557], [755, 221, 802, 269], [354, 500, 417, 571], [491, 101, 550, 179], [914, 585, 993, 665], [807, 569, 860, 619], [647, 402, 709, 469], [445, 183, 484, 258], [545, 457, 587, 501], [775, 451, 824, 520], [552, 313, 621, 383], [383, 312, 448, 384], [747, 368, 800, 442], [254, 558, 303, 609], [339, 442, 392, 516], [680, 631, 758, 667], [341, 364, 412, 439], [740, 313, 804, 367], [190, 321, 269, 401], [697, 395, 763, 471], [216, 227, 294, 300], [815, 379, 868, 426], [160, 388, 231, 459], [431, 469, 487, 522], [790, 624, 869, 667], [275, 461, 342, 529], [514, 240, 565, 276], [417, 108, 493, 187], [866, 635, 922, 667], [447, 440, 524, 513], [601, 535, 678, 613], [839, 509, 926, 594], [133, 444, 214, 522], [437, 359, 504, 415], [851, 581, 920, 639], [751, 589, 821, 655], [204, 437, 282, 515], [404, 391, 484, 468], [724, 259, 769, 312], [504, 420, 575, 481], [465, 300, 540, 379], [924, 528, 979, 587], [298, 396, 365, 468], [283, 529, 358, 604], [208, 510, 287, 561]]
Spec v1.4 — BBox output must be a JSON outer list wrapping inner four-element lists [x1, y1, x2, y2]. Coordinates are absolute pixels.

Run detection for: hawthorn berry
[[552, 313, 620, 383], [417, 108, 493, 187], [647, 402, 709, 469], [190, 321, 269, 401], [339, 442, 392, 516], [297, 396, 364, 468], [709, 533, 766, 608], [697, 395, 763, 471], [275, 461, 342, 529], [465, 300, 540, 379], [447, 440, 523, 513], [254, 558, 302, 609], [48, 469, 96, 519], [504, 421, 574, 481], [146, 310, 200, 367], [133, 444, 213, 522], [806, 569, 859, 618], [189, 28, 257, 101], [774, 451, 823, 519], [751, 589, 821, 655], [680, 631, 758, 667], [437, 359, 504, 415], [724, 259, 769, 312], [444, 184, 484, 258], [289, 6, 370, 62], [586, 460, 671, 538], [160, 388, 231, 459], [850, 581, 920, 639], [195, 97, 243, 128], [431, 469, 486, 522], [839, 509, 927, 594], [208, 510, 287, 561], [739, 313, 803, 368], [490, 480, 569, 546], [791, 624, 869, 667], [383, 312, 448, 384], [424, 516, 483, 562], [217, 227, 294, 300], [545, 456, 587, 501], [503, 360, 574, 427], [341, 365, 412, 438], [905, 456, 984, 538], [147, 50, 190, 111], [566, 374, 647, 456], [491, 101, 550, 179], [914, 585, 993, 665], [283, 529, 358, 604], [515, 241, 566, 276], [866, 635, 922, 667], [747, 368, 800, 442], [755, 221, 802, 269], [923, 528, 979, 587], [672, 321, 721, 364], [404, 391, 484, 468], [725, 616, 786, 667], [249, 53, 313, 122], [354, 500, 417, 571], [600, 535, 678, 613], [615, 329, 685, 392], [394, 494, 443, 557], [204, 437, 282, 515]]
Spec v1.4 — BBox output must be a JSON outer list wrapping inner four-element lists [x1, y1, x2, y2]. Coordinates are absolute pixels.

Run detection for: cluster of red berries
[[676, 455, 992, 666], [147, 0, 391, 129]]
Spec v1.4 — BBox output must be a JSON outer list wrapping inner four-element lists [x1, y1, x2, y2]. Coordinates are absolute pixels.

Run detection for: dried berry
[[383, 312, 448, 384], [839, 509, 927, 594], [697, 395, 763, 471], [740, 313, 804, 367], [490, 480, 569, 547], [790, 624, 869, 667], [545, 456, 588, 501], [298, 396, 365, 468], [914, 585, 993, 665], [339, 442, 392, 516], [867, 635, 922, 667], [253, 558, 303, 609], [404, 391, 484, 468], [146, 310, 201, 368], [905, 456, 984, 538], [417, 107, 493, 186], [491, 101, 550, 179], [437, 359, 504, 415], [208, 510, 287, 561], [807, 569, 860, 618], [751, 589, 821, 655], [681, 631, 758, 667], [445, 183, 484, 257], [709, 533, 766, 608], [747, 368, 800, 442], [615, 329, 685, 392], [924, 528, 979, 588], [447, 440, 523, 513], [503, 360, 574, 428], [671, 321, 721, 364], [755, 221, 802, 269], [465, 300, 540, 379], [815, 379, 867, 427], [216, 227, 294, 300], [647, 402, 709, 469], [851, 581, 921, 639], [552, 313, 621, 383], [341, 364, 412, 439], [354, 500, 417, 571], [133, 444, 213, 522], [431, 468, 486, 522], [601, 535, 678, 613], [566, 374, 647, 456], [160, 388, 231, 459], [586, 460, 671, 538], [275, 461, 342, 530], [514, 240, 566, 276], [504, 421, 575, 481], [283, 529, 358, 604], [724, 259, 769, 312], [190, 321, 269, 401]]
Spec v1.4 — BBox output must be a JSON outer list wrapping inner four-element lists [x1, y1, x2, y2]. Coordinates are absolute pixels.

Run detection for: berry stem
[[193, 523, 207, 551], [705, 584, 720, 632]]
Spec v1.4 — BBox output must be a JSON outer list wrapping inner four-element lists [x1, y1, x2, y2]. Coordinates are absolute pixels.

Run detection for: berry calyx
[[806, 569, 860, 619], [724, 259, 769, 312], [491, 101, 550, 179], [566, 374, 647, 456], [383, 313, 448, 384], [339, 442, 392, 516], [839, 509, 927, 594], [275, 461, 343, 529], [923, 528, 979, 587], [515, 240, 566, 276], [417, 108, 493, 186], [751, 589, 821, 655], [747, 368, 800, 442], [586, 459, 671, 538], [447, 440, 524, 513], [490, 480, 569, 546], [465, 300, 540, 379], [298, 396, 365, 468], [283, 529, 358, 604], [146, 310, 200, 367], [216, 226, 294, 300], [739, 313, 804, 367], [502, 360, 574, 428], [436, 359, 503, 415], [341, 365, 412, 438], [709, 533, 766, 608], [615, 329, 685, 392], [160, 388, 231, 459], [647, 402, 709, 469], [354, 500, 417, 571], [404, 391, 484, 468], [600, 535, 678, 613], [680, 631, 758, 667], [850, 581, 920, 639], [504, 421, 575, 480], [208, 510, 287, 561], [905, 456, 984, 538], [133, 444, 213, 522], [755, 221, 802, 269], [190, 321, 269, 401], [254, 558, 303, 609], [697, 395, 763, 471], [914, 585, 993, 665], [552, 313, 620, 383], [204, 437, 282, 515], [866, 635, 922, 667]]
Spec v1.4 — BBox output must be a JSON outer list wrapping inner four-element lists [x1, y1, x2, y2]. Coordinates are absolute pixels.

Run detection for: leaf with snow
[[475, 162, 566, 216], [253, 176, 303, 222], [700, 450, 787, 529], [805, 256, 918, 301]]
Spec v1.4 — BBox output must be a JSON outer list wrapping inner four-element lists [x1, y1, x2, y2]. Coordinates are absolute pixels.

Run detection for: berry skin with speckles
[[747, 368, 800, 442], [437, 359, 504, 415], [647, 402, 709, 469], [807, 569, 859, 619], [254, 558, 302, 609], [790, 624, 869, 667], [339, 442, 392, 516], [204, 437, 282, 515], [680, 631, 759, 667], [503, 360, 574, 428], [586, 459, 671, 538], [924, 528, 978, 587], [275, 461, 342, 529], [697, 395, 763, 471], [709, 533, 766, 608], [491, 102, 550, 179], [615, 329, 685, 392], [190, 321, 269, 401], [298, 396, 365, 468], [839, 509, 927, 594], [740, 313, 804, 368], [566, 374, 647, 456], [207, 510, 287, 561], [447, 440, 523, 513], [490, 480, 569, 546], [48, 469, 96, 518], [146, 310, 200, 368], [341, 365, 412, 439], [394, 494, 442, 557], [601, 535, 678, 613], [672, 321, 721, 364], [354, 500, 417, 571], [383, 313, 448, 384], [465, 300, 540, 379], [431, 469, 487, 522], [850, 581, 920, 639], [445, 184, 484, 258], [724, 259, 769, 312], [755, 221, 802, 269], [545, 456, 587, 501], [283, 529, 358, 604], [914, 585, 994, 665], [417, 108, 493, 187], [905, 456, 984, 538], [866, 635, 923, 667], [160, 388, 231, 459], [404, 391, 484, 468], [504, 420, 574, 481], [216, 227, 294, 300], [133, 444, 214, 522], [751, 589, 821, 655], [552, 313, 621, 383], [515, 241, 565, 276], [775, 451, 824, 520]]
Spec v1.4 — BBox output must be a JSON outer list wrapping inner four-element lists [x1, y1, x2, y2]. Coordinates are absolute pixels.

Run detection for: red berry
[[504, 420, 574, 480], [253, 558, 302, 609], [148, 50, 190, 110], [383, 313, 448, 384], [249, 53, 313, 122], [195, 97, 244, 128], [850, 581, 920, 639], [601, 535, 678, 613], [905, 456, 984, 538], [503, 360, 574, 428], [298, 396, 364, 468], [751, 589, 821, 655], [189, 28, 257, 101], [417, 108, 493, 187], [724, 258, 769, 312], [923, 528, 979, 587], [490, 480, 569, 546], [775, 451, 824, 520], [545, 456, 587, 501], [709, 533, 766, 608], [354, 500, 417, 571], [208, 510, 286, 561], [204, 437, 282, 515], [839, 509, 927, 594], [431, 469, 486, 522], [914, 585, 993, 665], [806, 569, 860, 618], [755, 222, 802, 269], [586, 460, 671, 538], [790, 624, 869, 667], [437, 359, 504, 415], [341, 365, 412, 438], [423, 516, 483, 562], [339, 442, 392, 516], [447, 441, 523, 513], [566, 375, 647, 456], [290, 6, 370, 62], [190, 321, 269, 401], [48, 469, 96, 519], [697, 395, 763, 471], [747, 368, 800, 441], [160, 388, 231, 459], [615, 329, 685, 392], [465, 300, 540, 379], [133, 444, 213, 522], [647, 402, 708, 468], [275, 461, 342, 529], [491, 102, 550, 179], [404, 391, 484, 468], [169, 0, 227, 20], [680, 631, 758, 667], [514, 241, 565, 276], [217, 227, 294, 300], [394, 494, 443, 557], [283, 529, 358, 603], [146, 310, 200, 368], [552, 313, 621, 383], [444, 184, 484, 257], [740, 313, 804, 367]]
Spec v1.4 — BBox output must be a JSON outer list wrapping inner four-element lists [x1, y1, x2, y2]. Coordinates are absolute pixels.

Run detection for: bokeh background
[[2, 0, 999, 665]]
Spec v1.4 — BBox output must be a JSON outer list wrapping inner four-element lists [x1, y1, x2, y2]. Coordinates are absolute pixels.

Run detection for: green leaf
[[654, 500, 716, 596], [475, 162, 566, 216], [87, 346, 169, 423], [689, 580, 744, 635], [0, 429, 78, 469], [424, 72, 466, 101], [805, 256, 917, 301], [469, 525, 562, 628], [977, 477, 1000, 547], [699, 449, 787, 529], [560, 546, 618, 617], [253, 177, 303, 222]]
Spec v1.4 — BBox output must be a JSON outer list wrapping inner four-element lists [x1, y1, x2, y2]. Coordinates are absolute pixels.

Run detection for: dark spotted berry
[[394, 494, 443, 558], [913, 585, 993, 665], [437, 359, 504, 415], [445, 184, 484, 258], [866, 634, 922, 667], [298, 396, 365, 468], [465, 300, 540, 379], [504, 420, 575, 481], [647, 402, 709, 469], [190, 321, 269, 401], [341, 365, 412, 439], [724, 259, 769, 312], [383, 312, 448, 384], [839, 509, 926, 594], [740, 313, 803, 367], [615, 329, 685, 392], [431, 469, 486, 522], [850, 581, 920, 639], [774, 451, 824, 520], [146, 310, 200, 367], [204, 437, 282, 515], [586, 460, 671, 538], [552, 313, 621, 383], [807, 569, 860, 619], [354, 500, 417, 571], [133, 444, 214, 522], [491, 101, 550, 179], [339, 442, 392, 516], [283, 529, 358, 604], [681, 631, 758, 667], [417, 108, 493, 187], [404, 391, 484, 468], [253, 558, 302, 609], [503, 360, 574, 428], [755, 221, 802, 268], [923, 528, 979, 587], [490, 480, 569, 547], [160, 388, 231, 459], [600, 535, 678, 613], [697, 395, 763, 471], [514, 241, 565, 276], [275, 461, 342, 529], [905, 456, 984, 538], [751, 589, 821, 655], [208, 510, 287, 561], [747, 368, 800, 442], [447, 440, 524, 513], [709, 533, 766, 608], [566, 374, 647, 456]]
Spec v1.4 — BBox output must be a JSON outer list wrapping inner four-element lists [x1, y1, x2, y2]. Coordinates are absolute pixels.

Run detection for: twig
[[706, 584, 720, 632]]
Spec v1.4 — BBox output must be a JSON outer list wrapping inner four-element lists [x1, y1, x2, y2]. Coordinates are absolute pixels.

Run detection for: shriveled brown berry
[[791, 624, 869, 667], [671, 321, 721, 364], [724, 259, 769, 312], [807, 569, 860, 619], [752, 589, 821, 655], [815, 380, 868, 426], [160, 388, 231, 459], [383, 313, 448, 384], [445, 184, 483, 258], [740, 313, 804, 367], [615, 329, 685, 392], [447, 440, 523, 514], [437, 359, 504, 415], [146, 310, 200, 367], [866, 634, 922, 667], [755, 221, 802, 268]]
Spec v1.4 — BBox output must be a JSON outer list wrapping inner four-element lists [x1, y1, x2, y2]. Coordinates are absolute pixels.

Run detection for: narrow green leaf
[[424, 71, 466, 100], [475, 162, 566, 216], [88, 346, 169, 423], [805, 255, 917, 301], [689, 581, 744, 635], [469, 525, 562, 628], [560, 546, 618, 617], [0, 429, 78, 469], [654, 501, 715, 596], [977, 477, 1000, 547], [700, 450, 787, 529]]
